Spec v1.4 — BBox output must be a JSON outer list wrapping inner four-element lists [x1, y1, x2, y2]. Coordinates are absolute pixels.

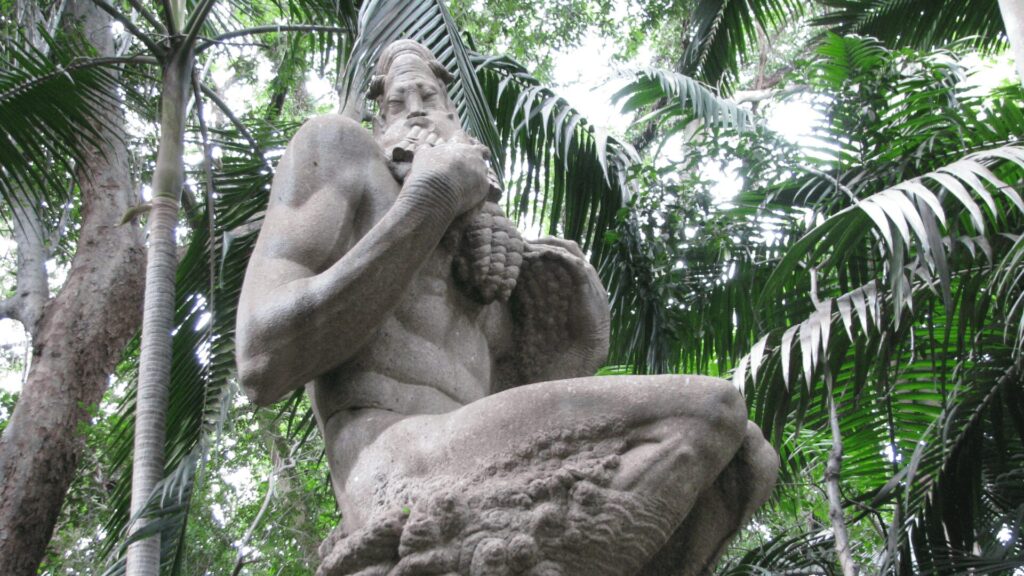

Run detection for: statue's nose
[[406, 93, 427, 118]]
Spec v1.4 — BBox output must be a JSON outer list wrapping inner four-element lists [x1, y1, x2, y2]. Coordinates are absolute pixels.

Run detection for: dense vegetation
[[0, 0, 1021, 574]]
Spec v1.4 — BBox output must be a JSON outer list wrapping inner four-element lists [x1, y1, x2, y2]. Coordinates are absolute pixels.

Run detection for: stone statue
[[236, 40, 778, 576]]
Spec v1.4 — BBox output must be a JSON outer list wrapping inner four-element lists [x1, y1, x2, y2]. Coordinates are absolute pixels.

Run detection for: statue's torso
[[309, 161, 514, 423]]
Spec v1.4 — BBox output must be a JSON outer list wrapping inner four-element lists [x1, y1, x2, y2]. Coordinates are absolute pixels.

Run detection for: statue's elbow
[[237, 352, 283, 407]]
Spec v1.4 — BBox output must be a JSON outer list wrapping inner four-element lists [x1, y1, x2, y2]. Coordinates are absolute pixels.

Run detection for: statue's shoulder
[[273, 115, 383, 208], [290, 113, 379, 157]]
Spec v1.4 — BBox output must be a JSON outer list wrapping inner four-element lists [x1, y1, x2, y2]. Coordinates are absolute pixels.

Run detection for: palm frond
[[732, 149, 1024, 573], [761, 144, 1024, 324], [101, 447, 205, 576], [473, 53, 638, 256], [815, 0, 1007, 54], [717, 529, 839, 575], [681, 0, 804, 91], [0, 31, 129, 220], [612, 67, 755, 136]]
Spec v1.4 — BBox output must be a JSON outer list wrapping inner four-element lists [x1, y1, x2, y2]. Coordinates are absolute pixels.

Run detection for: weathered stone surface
[[236, 39, 779, 575]]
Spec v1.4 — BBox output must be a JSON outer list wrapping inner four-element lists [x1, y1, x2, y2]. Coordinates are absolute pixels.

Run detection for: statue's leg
[[355, 374, 748, 507], [321, 375, 769, 576], [637, 421, 779, 576]]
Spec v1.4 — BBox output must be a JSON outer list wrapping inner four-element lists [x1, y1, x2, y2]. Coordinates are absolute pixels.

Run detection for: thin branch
[[9, 188, 50, 338], [825, 377, 859, 576], [198, 83, 260, 154], [231, 446, 284, 576], [732, 85, 810, 105], [195, 24, 350, 53], [159, 0, 178, 36], [181, 0, 217, 53], [0, 297, 18, 322], [124, 0, 167, 37], [88, 0, 165, 58]]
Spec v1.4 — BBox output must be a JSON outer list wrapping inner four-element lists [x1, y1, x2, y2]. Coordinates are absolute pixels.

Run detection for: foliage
[[730, 36, 1024, 573], [601, 119, 805, 373], [0, 29, 125, 217], [679, 0, 804, 90], [816, 0, 1007, 55], [474, 52, 637, 256], [449, 0, 620, 80], [177, 405, 335, 574]]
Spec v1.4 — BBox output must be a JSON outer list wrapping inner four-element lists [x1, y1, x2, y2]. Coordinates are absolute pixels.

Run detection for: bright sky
[[547, 30, 823, 206]]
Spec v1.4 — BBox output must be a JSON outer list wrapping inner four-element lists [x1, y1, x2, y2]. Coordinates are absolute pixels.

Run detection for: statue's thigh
[[327, 375, 756, 576], [363, 374, 749, 514], [450, 374, 748, 486]]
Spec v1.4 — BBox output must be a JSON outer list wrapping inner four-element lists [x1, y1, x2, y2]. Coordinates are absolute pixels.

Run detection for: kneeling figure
[[236, 40, 778, 576]]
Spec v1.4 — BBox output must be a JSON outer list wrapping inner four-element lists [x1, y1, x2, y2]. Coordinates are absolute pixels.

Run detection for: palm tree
[[79, 3, 355, 573]]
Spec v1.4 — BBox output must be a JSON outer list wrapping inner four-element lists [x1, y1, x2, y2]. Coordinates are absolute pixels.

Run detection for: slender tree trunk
[[825, 389, 858, 576], [125, 45, 194, 576], [997, 0, 1024, 85], [0, 1, 147, 573]]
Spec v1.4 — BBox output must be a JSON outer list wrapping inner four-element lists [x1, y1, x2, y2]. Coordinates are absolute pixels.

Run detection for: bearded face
[[375, 53, 463, 158], [373, 52, 525, 305]]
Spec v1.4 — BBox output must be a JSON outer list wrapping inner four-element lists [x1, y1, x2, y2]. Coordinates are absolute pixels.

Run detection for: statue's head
[[369, 40, 461, 152]]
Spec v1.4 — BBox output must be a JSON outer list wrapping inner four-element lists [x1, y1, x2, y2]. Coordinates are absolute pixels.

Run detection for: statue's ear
[[429, 61, 454, 85], [367, 75, 386, 100]]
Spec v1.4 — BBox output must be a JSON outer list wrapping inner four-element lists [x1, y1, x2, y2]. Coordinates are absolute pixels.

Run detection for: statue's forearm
[[239, 180, 460, 405]]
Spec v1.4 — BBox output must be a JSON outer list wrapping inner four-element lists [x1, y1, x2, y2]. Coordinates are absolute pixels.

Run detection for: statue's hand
[[512, 238, 610, 382], [404, 141, 491, 217], [527, 238, 610, 345]]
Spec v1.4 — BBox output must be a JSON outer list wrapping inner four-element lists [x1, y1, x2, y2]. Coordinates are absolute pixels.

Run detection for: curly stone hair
[[367, 39, 454, 104]]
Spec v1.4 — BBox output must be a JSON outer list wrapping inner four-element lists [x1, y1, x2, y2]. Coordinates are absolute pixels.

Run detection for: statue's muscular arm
[[237, 115, 490, 405]]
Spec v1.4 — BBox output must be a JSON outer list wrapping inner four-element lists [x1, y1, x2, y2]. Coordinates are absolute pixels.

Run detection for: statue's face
[[377, 53, 461, 153]]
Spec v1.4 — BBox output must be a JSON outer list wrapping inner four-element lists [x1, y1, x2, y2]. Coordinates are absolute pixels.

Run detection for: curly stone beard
[[383, 128, 525, 304]]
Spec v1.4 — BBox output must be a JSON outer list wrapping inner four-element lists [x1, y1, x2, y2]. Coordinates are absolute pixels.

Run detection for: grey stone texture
[[236, 40, 779, 575]]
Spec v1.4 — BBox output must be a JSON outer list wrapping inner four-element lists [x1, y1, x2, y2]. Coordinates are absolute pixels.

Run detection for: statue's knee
[[649, 379, 748, 469], [708, 381, 747, 433], [669, 377, 747, 437], [740, 422, 780, 486]]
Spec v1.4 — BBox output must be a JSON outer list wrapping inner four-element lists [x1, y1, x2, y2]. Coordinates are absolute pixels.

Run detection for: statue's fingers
[[532, 236, 585, 259]]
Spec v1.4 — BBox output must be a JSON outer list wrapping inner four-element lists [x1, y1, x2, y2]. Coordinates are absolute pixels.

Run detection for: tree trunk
[[0, 1, 147, 573], [826, 390, 858, 576], [998, 0, 1024, 86], [125, 45, 194, 576]]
